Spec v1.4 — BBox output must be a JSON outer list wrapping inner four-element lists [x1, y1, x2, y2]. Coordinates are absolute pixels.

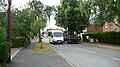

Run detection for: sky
[[12, 0, 60, 31]]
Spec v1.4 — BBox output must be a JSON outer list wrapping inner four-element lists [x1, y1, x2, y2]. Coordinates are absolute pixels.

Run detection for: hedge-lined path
[[7, 39, 72, 67]]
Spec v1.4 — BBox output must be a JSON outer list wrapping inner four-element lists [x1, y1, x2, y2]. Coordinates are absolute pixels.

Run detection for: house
[[86, 18, 120, 33], [87, 22, 120, 32]]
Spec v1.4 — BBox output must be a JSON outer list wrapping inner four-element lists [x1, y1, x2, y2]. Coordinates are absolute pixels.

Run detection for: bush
[[83, 32, 120, 45], [100, 32, 120, 45], [12, 37, 29, 48], [0, 27, 9, 63]]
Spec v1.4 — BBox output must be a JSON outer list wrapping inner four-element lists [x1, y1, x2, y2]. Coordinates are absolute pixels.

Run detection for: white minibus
[[48, 30, 64, 44]]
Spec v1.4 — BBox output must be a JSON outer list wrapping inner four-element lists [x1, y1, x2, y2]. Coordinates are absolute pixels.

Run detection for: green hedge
[[12, 37, 29, 48], [0, 27, 9, 63], [83, 32, 120, 45]]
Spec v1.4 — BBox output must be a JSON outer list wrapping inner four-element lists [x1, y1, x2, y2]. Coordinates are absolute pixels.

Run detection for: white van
[[48, 30, 64, 44]]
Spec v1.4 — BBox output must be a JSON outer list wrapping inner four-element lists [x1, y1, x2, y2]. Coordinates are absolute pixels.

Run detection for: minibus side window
[[48, 32, 52, 36]]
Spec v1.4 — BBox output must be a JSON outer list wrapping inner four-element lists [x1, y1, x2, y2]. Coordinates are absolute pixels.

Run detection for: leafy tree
[[78, 0, 92, 20], [0, 0, 10, 65], [0, 26, 9, 64], [30, 17, 46, 37], [0, 0, 7, 27], [43, 5, 55, 23], [12, 0, 47, 39], [29, 0, 44, 18], [12, 8, 35, 38], [0, 12, 6, 27], [90, 0, 120, 27], [11, 0, 47, 49], [55, 0, 89, 34], [28, 0, 47, 41]]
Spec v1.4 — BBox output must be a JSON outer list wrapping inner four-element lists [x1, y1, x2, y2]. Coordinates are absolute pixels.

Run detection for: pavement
[[10, 37, 38, 60], [8, 37, 72, 67]]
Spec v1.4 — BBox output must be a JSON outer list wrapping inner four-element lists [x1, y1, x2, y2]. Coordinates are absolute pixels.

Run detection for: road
[[43, 38, 120, 67]]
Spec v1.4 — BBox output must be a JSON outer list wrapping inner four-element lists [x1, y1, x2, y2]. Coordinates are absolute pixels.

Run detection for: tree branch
[[113, 21, 120, 28]]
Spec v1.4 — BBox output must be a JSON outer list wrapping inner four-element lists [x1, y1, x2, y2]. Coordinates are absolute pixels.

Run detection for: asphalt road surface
[[43, 38, 120, 67]]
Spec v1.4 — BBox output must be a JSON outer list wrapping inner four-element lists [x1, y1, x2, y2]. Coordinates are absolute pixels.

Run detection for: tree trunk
[[38, 28, 41, 42], [38, 28, 43, 48], [48, 15, 51, 23], [68, 28, 74, 35], [49, 18, 50, 23]]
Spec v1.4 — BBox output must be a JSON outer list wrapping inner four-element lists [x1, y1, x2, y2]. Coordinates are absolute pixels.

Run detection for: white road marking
[[112, 57, 120, 62], [77, 47, 95, 54], [52, 43, 120, 64], [67, 44, 120, 63], [55, 49, 76, 67], [50, 45, 76, 67], [77, 47, 120, 62]]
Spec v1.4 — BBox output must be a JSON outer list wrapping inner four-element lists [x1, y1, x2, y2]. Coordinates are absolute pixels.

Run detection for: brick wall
[[87, 22, 120, 33], [87, 25, 103, 32]]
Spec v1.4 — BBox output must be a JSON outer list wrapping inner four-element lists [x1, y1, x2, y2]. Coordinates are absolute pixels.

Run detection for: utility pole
[[6, 0, 12, 63]]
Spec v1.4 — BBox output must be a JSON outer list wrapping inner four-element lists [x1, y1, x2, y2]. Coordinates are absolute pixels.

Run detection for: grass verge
[[34, 42, 54, 52], [0, 63, 4, 67], [85, 43, 120, 51], [0, 64, 2, 67]]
